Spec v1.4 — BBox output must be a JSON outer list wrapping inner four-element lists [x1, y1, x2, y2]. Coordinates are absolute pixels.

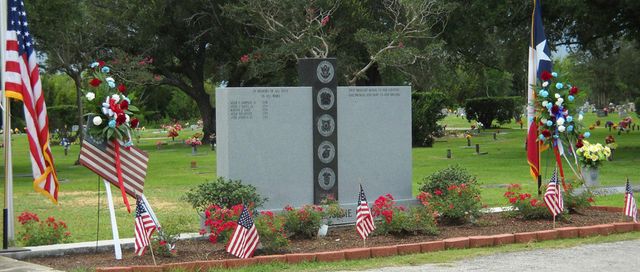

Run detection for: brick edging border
[[96, 206, 640, 271]]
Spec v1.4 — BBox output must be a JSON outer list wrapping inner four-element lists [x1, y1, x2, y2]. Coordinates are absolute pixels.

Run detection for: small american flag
[[624, 179, 637, 223], [4, 0, 59, 203], [356, 184, 375, 240], [79, 139, 148, 197], [544, 169, 563, 217], [226, 206, 259, 259], [134, 197, 156, 256]]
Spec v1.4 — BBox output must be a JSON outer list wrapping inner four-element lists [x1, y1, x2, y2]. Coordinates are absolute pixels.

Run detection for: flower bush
[[503, 184, 551, 220], [201, 204, 243, 244], [576, 140, 611, 168], [17, 211, 71, 246], [254, 211, 290, 253], [281, 204, 325, 239], [563, 181, 595, 213], [372, 194, 438, 236], [418, 166, 482, 224], [84, 61, 139, 144]]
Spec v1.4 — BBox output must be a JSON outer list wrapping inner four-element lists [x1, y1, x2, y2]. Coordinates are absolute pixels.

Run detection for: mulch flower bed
[[26, 207, 640, 271]]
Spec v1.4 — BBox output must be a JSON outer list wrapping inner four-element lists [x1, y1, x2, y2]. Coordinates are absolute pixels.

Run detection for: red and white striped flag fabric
[[134, 197, 157, 256], [4, 0, 59, 203], [79, 140, 148, 197], [226, 206, 259, 259], [356, 184, 375, 240], [624, 179, 637, 223], [544, 169, 563, 217]]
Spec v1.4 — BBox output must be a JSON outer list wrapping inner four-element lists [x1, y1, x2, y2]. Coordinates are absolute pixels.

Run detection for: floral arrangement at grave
[[17, 211, 71, 246], [84, 61, 139, 145], [605, 135, 617, 150], [164, 122, 182, 140], [532, 70, 609, 182], [576, 141, 611, 168]]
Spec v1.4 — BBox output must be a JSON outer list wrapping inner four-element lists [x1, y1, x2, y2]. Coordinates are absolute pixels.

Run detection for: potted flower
[[576, 140, 611, 186], [185, 136, 202, 155], [605, 135, 617, 161]]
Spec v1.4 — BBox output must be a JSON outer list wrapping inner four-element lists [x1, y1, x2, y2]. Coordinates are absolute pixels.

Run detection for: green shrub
[[152, 215, 192, 257], [464, 96, 521, 128], [281, 205, 325, 239], [564, 182, 595, 213], [418, 166, 482, 224], [255, 211, 290, 254], [412, 91, 448, 147], [181, 177, 267, 212], [371, 194, 438, 236]]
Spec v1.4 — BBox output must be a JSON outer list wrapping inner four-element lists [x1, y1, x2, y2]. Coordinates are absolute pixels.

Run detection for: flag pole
[[1, 0, 17, 248]]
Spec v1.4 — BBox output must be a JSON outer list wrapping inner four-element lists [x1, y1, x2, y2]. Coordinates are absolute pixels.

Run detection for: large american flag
[[226, 206, 259, 259], [356, 184, 375, 239], [624, 179, 637, 223], [79, 140, 148, 197], [4, 0, 59, 203], [134, 197, 157, 256], [544, 169, 563, 217]]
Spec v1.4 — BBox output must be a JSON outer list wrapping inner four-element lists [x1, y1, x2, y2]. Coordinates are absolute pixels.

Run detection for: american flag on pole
[[134, 197, 157, 256], [624, 179, 637, 223], [356, 184, 375, 240], [79, 139, 148, 197], [226, 206, 259, 259], [4, 0, 59, 203], [544, 169, 563, 217]]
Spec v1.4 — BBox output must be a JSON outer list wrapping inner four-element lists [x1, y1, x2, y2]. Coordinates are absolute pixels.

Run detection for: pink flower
[[240, 54, 250, 63], [321, 16, 330, 26]]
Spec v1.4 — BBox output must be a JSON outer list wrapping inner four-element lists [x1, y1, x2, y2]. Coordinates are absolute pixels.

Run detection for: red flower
[[208, 234, 218, 244], [569, 86, 579, 95], [199, 229, 206, 235], [240, 54, 250, 63], [504, 191, 514, 198], [447, 185, 458, 191], [120, 100, 129, 111], [542, 129, 551, 138], [540, 70, 552, 81], [159, 240, 167, 246], [381, 210, 393, 223], [576, 139, 584, 148], [449, 204, 454, 209], [434, 189, 442, 196], [130, 118, 139, 128], [116, 113, 126, 125], [587, 197, 594, 203], [551, 105, 559, 114], [47, 216, 56, 223], [509, 197, 517, 204], [98, 60, 105, 67], [284, 205, 294, 212], [117, 84, 127, 93], [530, 199, 538, 206], [89, 78, 102, 87], [204, 209, 211, 218]]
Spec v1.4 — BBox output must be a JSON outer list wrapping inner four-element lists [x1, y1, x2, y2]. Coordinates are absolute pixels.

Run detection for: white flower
[[111, 94, 121, 102], [107, 109, 114, 116], [578, 114, 584, 121], [92, 116, 103, 126], [86, 92, 95, 101], [554, 93, 561, 99], [557, 98, 564, 103], [542, 101, 549, 108], [556, 117, 565, 125], [105, 77, 115, 83], [542, 81, 549, 87], [558, 125, 566, 132], [555, 100, 563, 106], [101, 107, 108, 115], [125, 114, 130, 123]]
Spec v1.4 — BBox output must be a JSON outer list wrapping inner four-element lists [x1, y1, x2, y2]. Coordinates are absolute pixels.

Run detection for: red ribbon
[[552, 144, 568, 192], [113, 140, 131, 213]]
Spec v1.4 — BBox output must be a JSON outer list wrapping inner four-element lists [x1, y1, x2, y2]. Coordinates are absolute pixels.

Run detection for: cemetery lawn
[[1, 113, 639, 242]]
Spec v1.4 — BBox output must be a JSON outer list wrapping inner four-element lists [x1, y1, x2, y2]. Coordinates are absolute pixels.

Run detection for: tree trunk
[[71, 72, 84, 165], [194, 91, 215, 144]]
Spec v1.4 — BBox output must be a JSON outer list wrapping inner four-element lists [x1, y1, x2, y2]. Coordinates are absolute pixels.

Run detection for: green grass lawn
[[1, 112, 638, 243]]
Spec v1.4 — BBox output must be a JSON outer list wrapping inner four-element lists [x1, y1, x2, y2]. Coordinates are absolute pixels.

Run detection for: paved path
[[0, 256, 61, 272], [353, 239, 640, 272]]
